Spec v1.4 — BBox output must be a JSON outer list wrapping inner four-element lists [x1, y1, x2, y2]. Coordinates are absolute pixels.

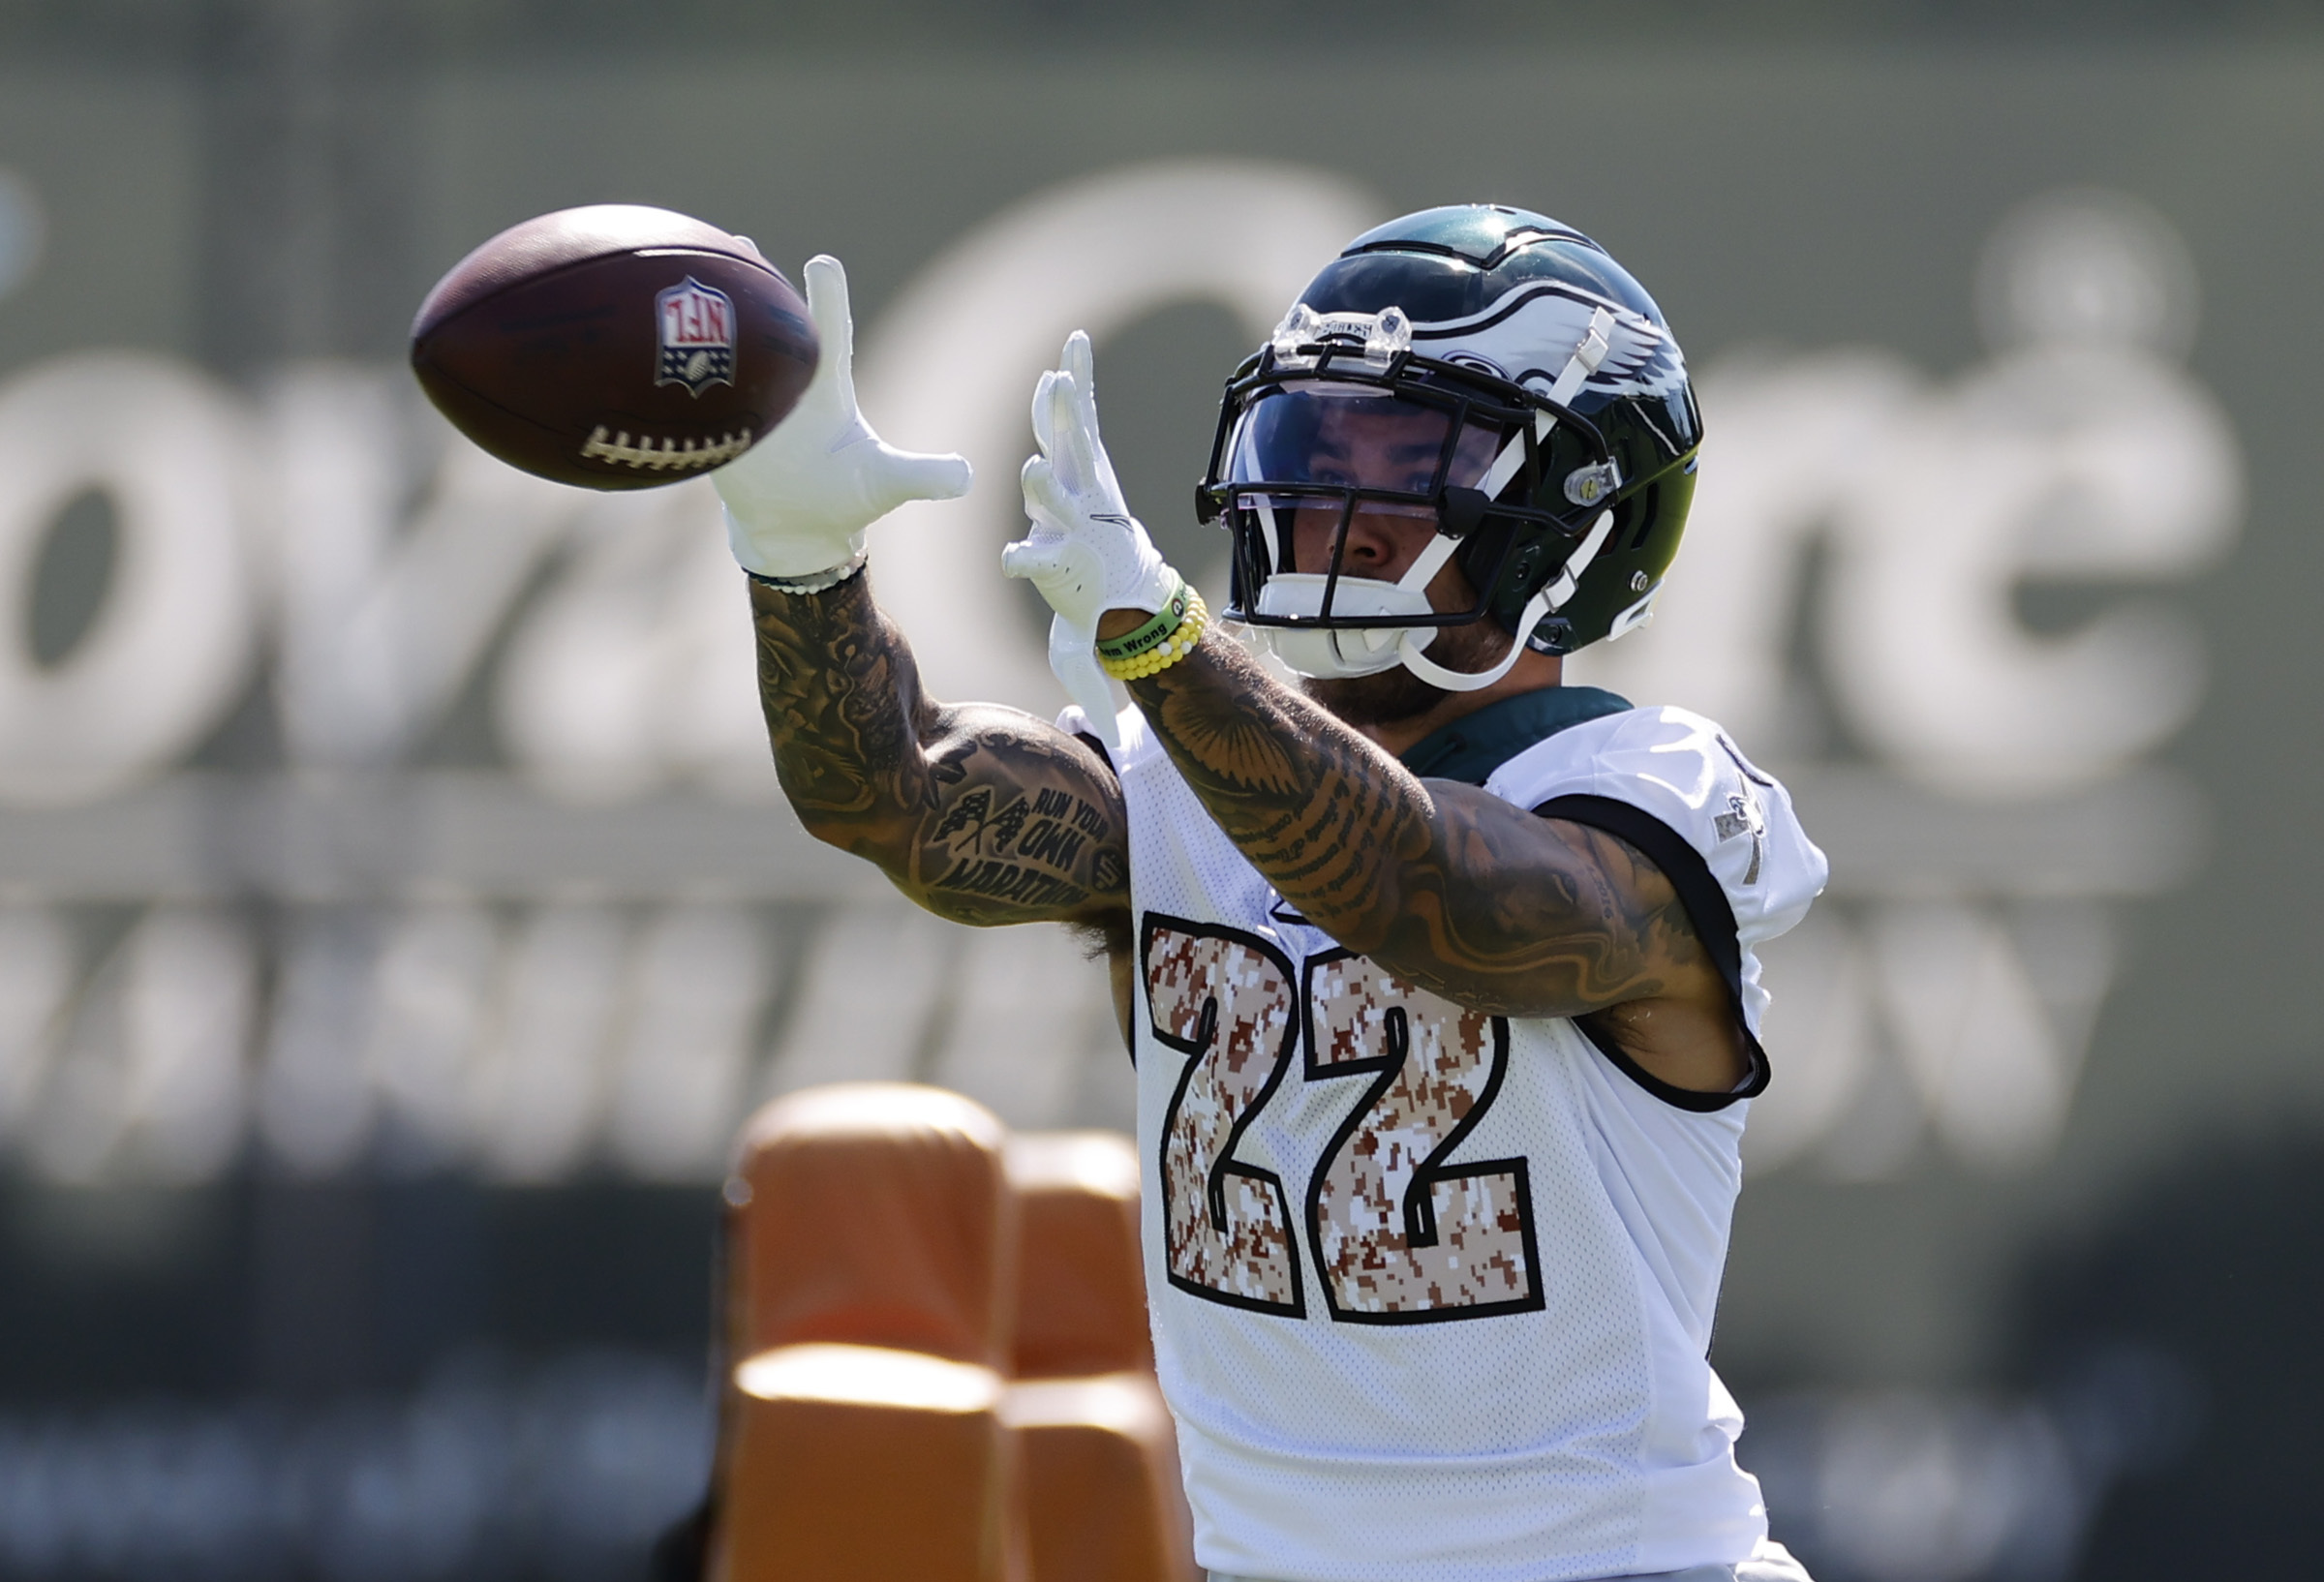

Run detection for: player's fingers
[[1059, 335, 1129, 499], [1020, 453, 1078, 528], [1028, 369, 1061, 460], [1060, 333, 1102, 441], [801, 256, 852, 359], [1000, 534, 1067, 582], [1053, 371, 1106, 500], [1063, 332, 1128, 498], [1043, 373, 1090, 497], [800, 256, 857, 412], [1061, 331, 1095, 404], [872, 446, 973, 512]]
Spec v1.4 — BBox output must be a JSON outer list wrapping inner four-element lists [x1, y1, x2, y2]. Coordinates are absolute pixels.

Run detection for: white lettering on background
[[0, 179, 2243, 1183]]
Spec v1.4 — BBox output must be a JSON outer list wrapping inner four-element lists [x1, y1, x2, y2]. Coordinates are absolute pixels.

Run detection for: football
[[411, 204, 817, 490]]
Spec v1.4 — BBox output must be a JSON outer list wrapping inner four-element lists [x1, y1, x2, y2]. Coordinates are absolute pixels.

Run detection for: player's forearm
[[1123, 631, 1671, 1017], [750, 568, 934, 855], [1120, 631, 1432, 944], [749, 571, 1129, 927]]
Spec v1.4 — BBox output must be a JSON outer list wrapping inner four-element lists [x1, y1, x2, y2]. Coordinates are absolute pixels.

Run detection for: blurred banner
[[1, 12, 2319, 1580], [0, 167, 2242, 1184]]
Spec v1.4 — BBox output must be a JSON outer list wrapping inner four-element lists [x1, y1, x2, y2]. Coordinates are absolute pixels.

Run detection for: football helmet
[[1197, 204, 1702, 688]]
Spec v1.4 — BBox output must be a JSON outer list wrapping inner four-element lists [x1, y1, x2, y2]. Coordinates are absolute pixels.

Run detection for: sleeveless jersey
[[1063, 699, 1827, 1582]]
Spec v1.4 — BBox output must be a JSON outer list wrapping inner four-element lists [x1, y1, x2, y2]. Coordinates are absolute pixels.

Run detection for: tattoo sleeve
[[1123, 632, 1702, 1019], [749, 571, 1129, 931]]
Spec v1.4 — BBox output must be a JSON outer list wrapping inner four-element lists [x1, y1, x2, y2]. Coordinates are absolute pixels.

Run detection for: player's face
[[1226, 385, 1523, 725], [1231, 388, 1503, 607], [1289, 406, 1464, 595]]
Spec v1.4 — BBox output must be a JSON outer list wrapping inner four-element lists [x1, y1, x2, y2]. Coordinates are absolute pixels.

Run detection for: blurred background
[[0, 1, 2320, 1576]]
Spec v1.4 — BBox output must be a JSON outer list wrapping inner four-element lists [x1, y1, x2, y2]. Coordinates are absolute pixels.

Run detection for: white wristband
[[747, 552, 868, 595]]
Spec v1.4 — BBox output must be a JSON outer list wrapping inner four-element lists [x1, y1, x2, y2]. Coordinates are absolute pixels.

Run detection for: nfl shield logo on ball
[[655, 277, 736, 395]]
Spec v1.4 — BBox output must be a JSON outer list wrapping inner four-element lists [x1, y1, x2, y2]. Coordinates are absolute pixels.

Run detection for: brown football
[[411, 204, 817, 491]]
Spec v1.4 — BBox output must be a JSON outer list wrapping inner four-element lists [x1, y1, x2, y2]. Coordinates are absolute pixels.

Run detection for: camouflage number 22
[[1142, 918, 1543, 1326]]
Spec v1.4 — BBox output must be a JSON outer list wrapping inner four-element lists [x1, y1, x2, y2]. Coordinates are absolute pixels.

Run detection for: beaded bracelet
[[1098, 584, 1209, 681], [1094, 573, 1189, 662]]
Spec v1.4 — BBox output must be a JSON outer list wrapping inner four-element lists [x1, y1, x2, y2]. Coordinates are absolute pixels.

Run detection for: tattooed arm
[[750, 571, 1131, 938], [1117, 629, 1746, 1092]]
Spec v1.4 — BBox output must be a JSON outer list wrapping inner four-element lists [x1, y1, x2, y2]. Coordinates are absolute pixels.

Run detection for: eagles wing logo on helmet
[[1199, 204, 1703, 685], [1424, 283, 1690, 409]]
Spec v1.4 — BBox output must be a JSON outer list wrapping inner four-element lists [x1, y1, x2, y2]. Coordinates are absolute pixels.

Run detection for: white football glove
[[714, 254, 972, 579], [1003, 331, 1177, 748]]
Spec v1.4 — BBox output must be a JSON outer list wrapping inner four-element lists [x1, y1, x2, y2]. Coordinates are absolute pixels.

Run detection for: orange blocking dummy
[[715, 1084, 1021, 1582], [727, 1082, 1016, 1368], [1006, 1131, 1150, 1378], [720, 1343, 1016, 1582], [1005, 1132, 1195, 1582], [712, 1089, 1193, 1582]]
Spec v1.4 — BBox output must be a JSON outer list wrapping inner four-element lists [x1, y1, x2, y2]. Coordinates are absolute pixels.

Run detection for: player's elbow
[[779, 801, 919, 885]]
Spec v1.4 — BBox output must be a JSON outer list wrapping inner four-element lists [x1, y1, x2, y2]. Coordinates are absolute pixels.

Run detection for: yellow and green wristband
[[1096, 571, 1209, 681]]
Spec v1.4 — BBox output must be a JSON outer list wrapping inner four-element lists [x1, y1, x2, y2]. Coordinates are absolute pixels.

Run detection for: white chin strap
[[1395, 506, 1615, 690]]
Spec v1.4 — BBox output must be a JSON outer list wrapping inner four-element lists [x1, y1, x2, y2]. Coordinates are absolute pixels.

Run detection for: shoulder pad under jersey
[[1484, 704, 1826, 956]]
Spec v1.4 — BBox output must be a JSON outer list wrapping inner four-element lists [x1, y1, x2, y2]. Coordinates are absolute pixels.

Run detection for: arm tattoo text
[[749, 573, 1128, 928]]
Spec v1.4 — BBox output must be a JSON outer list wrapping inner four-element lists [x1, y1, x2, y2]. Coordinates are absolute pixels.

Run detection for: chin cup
[[1251, 574, 1437, 679]]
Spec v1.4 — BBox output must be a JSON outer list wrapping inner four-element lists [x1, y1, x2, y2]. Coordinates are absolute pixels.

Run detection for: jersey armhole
[[1074, 730, 1116, 775], [1532, 792, 1770, 1113]]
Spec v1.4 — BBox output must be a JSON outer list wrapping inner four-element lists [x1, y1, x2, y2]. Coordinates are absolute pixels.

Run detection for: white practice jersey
[[1063, 698, 1827, 1582]]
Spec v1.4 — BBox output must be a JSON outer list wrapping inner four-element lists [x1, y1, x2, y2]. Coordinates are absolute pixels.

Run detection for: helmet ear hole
[[1527, 616, 1575, 654]]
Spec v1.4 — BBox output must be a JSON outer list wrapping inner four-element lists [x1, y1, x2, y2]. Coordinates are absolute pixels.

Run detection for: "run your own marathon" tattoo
[[749, 571, 1129, 930]]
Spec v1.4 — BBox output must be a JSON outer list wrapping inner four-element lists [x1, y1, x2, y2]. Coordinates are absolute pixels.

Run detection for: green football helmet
[[1198, 204, 1702, 688]]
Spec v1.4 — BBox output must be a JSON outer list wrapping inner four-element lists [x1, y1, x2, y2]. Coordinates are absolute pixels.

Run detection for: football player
[[717, 205, 1826, 1582]]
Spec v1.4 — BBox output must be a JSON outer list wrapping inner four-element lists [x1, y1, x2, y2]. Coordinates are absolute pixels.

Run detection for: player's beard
[[1299, 617, 1515, 727]]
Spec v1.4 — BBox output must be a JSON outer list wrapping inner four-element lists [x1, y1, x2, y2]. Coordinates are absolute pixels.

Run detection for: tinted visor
[[1223, 383, 1518, 577], [1225, 383, 1513, 496]]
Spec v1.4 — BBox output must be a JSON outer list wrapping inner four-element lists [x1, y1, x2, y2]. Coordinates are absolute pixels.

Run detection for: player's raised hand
[[715, 254, 972, 579], [1005, 332, 1177, 745]]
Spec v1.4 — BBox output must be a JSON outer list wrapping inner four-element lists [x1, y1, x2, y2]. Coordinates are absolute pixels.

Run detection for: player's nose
[[1340, 514, 1397, 570], [1340, 507, 1427, 579]]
